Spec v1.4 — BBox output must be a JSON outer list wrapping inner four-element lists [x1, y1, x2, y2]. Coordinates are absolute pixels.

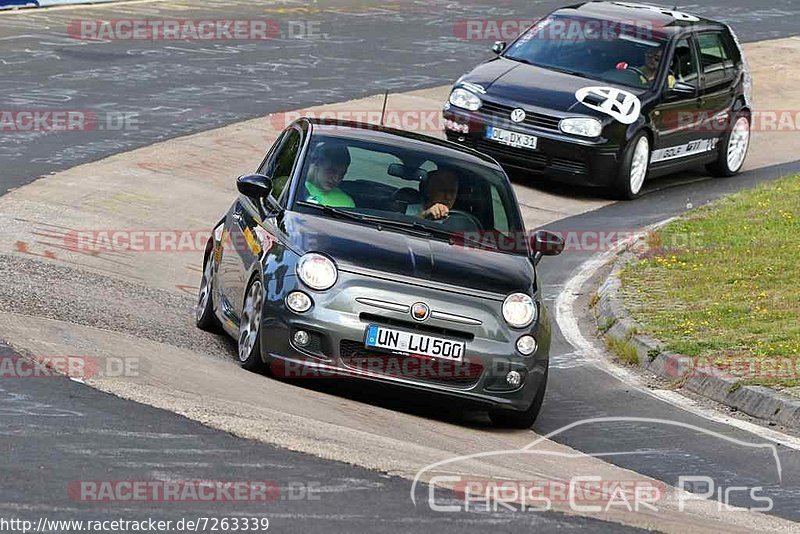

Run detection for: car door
[[694, 30, 739, 145], [649, 35, 707, 168], [218, 126, 303, 321]]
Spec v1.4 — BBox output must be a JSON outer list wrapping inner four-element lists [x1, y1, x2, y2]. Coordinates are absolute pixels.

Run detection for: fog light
[[516, 336, 537, 356], [506, 370, 523, 388], [286, 291, 312, 313], [293, 330, 310, 347]]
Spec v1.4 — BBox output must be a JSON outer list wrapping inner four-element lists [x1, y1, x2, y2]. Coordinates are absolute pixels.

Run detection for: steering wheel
[[391, 187, 422, 212], [430, 209, 484, 231], [624, 66, 648, 80]]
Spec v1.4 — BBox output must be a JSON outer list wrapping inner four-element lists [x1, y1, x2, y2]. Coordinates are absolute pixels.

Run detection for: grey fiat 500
[[196, 119, 564, 428]]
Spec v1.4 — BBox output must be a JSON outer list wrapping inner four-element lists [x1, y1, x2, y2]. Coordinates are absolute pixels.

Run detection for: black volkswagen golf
[[196, 119, 565, 428], [443, 1, 752, 198]]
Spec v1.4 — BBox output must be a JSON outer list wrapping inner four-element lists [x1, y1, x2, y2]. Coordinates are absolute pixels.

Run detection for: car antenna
[[379, 90, 389, 126]]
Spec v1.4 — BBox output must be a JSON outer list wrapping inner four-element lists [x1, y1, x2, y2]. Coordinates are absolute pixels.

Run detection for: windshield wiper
[[370, 217, 497, 250], [544, 65, 589, 78], [505, 55, 535, 66], [296, 201, 366, 223], [508, 56, 588, 79]]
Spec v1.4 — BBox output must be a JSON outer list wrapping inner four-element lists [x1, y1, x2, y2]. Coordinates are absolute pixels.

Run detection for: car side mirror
[[492, 40, 507, 54], [667, 81, 696, 97], [237, 174, 273, 199], [530, 230, 564, 265]]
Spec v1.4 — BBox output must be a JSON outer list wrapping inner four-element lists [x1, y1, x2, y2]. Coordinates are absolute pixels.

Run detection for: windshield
[[503, 15, 667, 89], [292, 133, 526, 253]]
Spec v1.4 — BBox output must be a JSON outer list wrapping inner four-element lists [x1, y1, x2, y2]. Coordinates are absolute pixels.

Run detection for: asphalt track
[[1, 1, 800, 532], [1, 0, 800, 193]]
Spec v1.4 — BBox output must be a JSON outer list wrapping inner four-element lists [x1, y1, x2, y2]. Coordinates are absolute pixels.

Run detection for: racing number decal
[[575, 86, 641, 125]]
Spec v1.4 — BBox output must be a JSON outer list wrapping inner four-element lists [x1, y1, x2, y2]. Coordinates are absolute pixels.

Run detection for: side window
[[669, 37, 699, 89], [260, 128, 302, 201], [697, 32, 734, 87]]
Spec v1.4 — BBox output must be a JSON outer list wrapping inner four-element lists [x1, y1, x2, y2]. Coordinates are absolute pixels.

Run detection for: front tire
[[196, 249, 222, 333], [489, 367, 548, 429], [238, 277, 267, 372], [611, 132, 650, 200], [707, 113, 750, 177]]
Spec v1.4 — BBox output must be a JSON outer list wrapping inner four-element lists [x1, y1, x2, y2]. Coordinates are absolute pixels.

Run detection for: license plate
[[486, 126, 538, 150], [365, 324, 464, 362]]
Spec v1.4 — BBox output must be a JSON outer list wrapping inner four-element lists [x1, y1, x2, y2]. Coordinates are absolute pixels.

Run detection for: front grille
[[479, 101, 562, 131], [550, 157, 589, 175], [339, 340, 483, 388], [472, 140, 588, 176], [474, 140, 548, 167]]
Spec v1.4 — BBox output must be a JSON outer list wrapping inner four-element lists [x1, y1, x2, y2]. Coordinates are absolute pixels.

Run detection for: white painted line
[[554, 220, 800, 451]]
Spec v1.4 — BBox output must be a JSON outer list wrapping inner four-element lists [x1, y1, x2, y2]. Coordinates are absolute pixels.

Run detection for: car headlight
[[559, 117, 603, 138], [449, 88, 482, 111], [296, 253, 338, 291], [503, 293, 537, 328]]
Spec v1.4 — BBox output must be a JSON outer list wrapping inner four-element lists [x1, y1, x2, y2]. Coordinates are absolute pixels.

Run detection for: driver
[[304, 143, 355, 208], [407, 168, 459, 220], [641, 47, 676, 88]]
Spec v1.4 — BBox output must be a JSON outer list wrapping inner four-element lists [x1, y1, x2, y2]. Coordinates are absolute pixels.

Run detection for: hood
[[461, 57, 647, 117], [281, 212, 534, 296]]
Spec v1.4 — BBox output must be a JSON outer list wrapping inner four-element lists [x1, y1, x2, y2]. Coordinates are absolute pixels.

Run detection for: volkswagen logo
[[411, 302, 430, 321], [510, 108, 526, 123]]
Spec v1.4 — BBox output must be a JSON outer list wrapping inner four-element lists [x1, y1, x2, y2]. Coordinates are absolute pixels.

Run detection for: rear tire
[[489, 367, 548, 429], [706, 112, 750, 177], [238, 277, 267, 372], [611, 132, 650, 200], [196, 248, 223, 333]]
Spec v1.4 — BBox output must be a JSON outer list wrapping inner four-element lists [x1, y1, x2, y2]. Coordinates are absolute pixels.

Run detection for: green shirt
[[304, 181, 355, 208]]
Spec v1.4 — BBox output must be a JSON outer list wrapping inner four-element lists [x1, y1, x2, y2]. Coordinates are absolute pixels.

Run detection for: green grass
[[606, 335, 640, 366], [620, 174, 800, 389]]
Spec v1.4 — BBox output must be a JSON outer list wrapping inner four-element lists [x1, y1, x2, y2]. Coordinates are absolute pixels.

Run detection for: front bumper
[[443, 106, 622, 187], [259, 269, 550, 412]]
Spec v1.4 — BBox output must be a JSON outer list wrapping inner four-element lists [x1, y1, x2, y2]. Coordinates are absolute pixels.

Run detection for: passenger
[[407, 168, 459, 220], [304, 143, 356, 208]]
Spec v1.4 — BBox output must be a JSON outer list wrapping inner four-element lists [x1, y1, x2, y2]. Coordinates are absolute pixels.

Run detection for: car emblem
[[510, 108, 526, 123], [575, 86, 641, 125], [411, 302, 430, 321]]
